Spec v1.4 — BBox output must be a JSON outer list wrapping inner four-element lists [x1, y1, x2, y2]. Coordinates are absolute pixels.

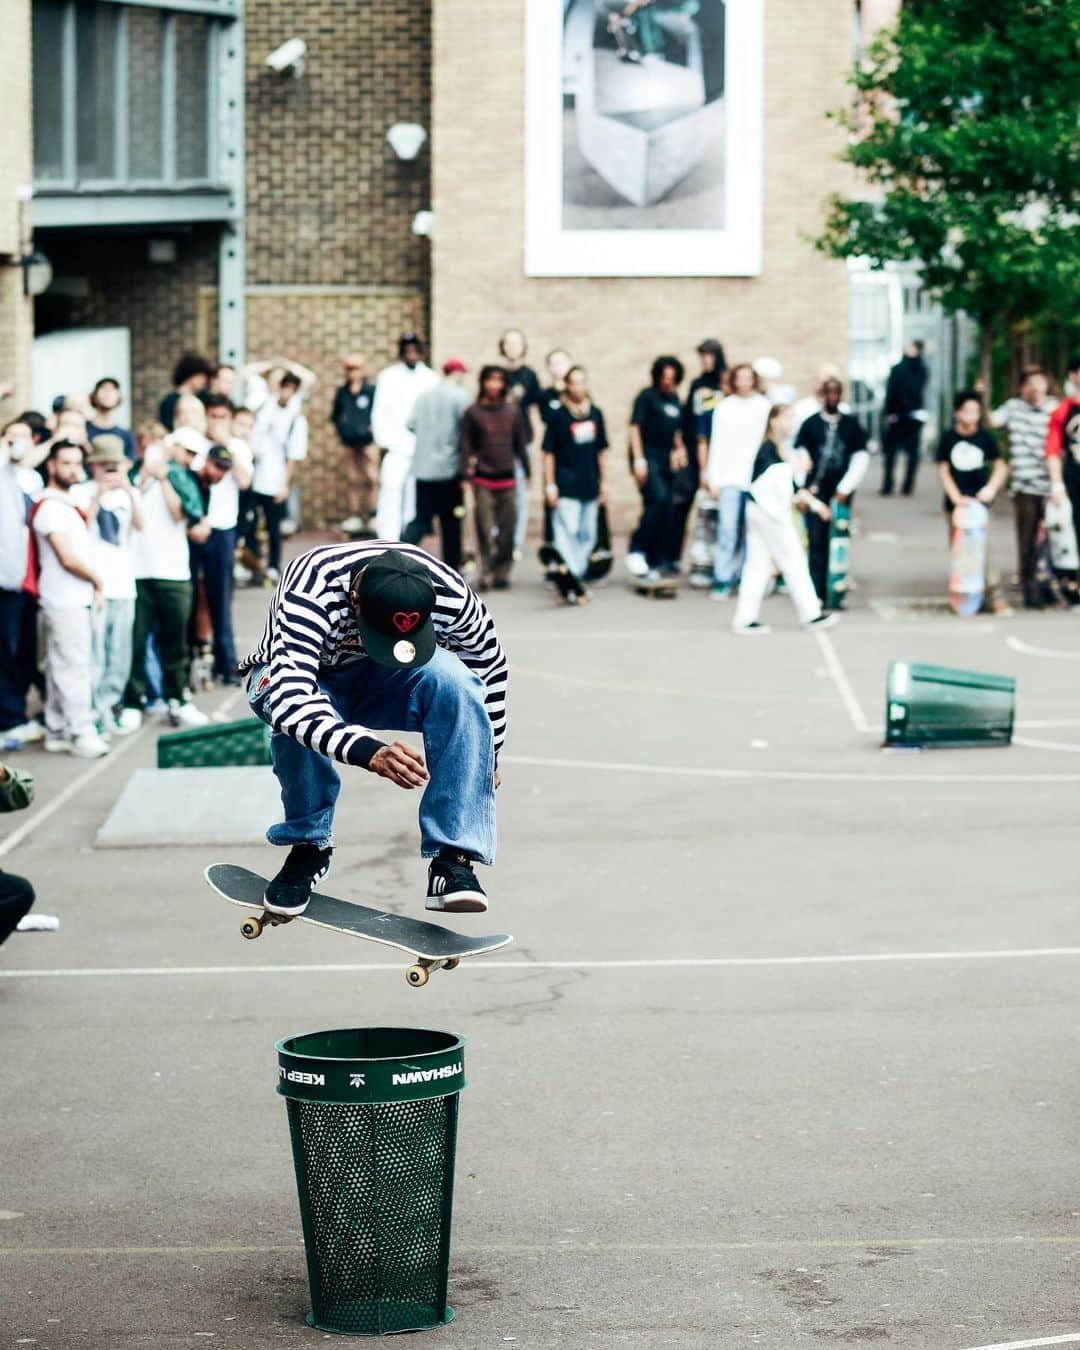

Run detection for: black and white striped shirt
[[240, 542, 508, 767]]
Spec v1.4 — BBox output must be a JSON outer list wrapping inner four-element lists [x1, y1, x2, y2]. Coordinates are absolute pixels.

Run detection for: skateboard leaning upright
[[949, 499, 988, 616], [825, 500, 852, 610], [1044, 497, 1080, 573], [205, 864, 513, 988]]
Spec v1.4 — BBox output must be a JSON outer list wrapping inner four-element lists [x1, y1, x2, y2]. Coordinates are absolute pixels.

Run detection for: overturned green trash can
[[277, 1027, 466, 1336], [884, 660, 1015, 748]]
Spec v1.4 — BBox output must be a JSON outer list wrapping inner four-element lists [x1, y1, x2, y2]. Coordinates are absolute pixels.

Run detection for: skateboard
[[1044, 498, 1080, 573], [825, 500, 852, 610], [205, 864, 513, 988], [949, 499, 988, 616], [584, 504, 614, 583], [607, 10, 643, 61], [538, 544, 588, 604], [630, 574, 679, 600], [687, 496, 718, 589]]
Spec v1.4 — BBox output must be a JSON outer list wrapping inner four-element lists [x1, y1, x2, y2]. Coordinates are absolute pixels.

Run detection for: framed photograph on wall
[[524, 0, 763, 277]]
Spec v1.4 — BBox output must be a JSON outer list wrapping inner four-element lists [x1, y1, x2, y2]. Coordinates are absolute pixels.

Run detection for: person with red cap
[[402, 359, 471, 570], [240, 542, 507, 916]]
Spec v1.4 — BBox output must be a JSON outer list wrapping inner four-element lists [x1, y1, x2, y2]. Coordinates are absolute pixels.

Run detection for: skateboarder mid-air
[[240, 544, 506, 917]]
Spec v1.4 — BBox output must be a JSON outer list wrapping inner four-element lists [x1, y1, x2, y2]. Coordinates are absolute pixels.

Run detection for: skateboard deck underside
[[949, 504, 987, 616], [205, 864, 512, 960], [1045, 500, 1080, 572], [826, 505, 851, 608]]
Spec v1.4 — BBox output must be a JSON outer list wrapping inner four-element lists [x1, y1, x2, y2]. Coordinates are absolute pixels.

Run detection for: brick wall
[[244, 0, 431, 296], [432, 0, 851, 528], [38, 227, 220, 424]]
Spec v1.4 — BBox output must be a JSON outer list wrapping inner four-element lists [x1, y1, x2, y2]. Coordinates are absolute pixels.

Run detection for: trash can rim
[[276, 1026, 465, 1063]]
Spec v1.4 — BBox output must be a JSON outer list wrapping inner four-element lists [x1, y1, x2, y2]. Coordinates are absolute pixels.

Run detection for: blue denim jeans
[[552, 497, 599, 579], [248, 648, 497, 864], [712, 487, 749, 589]]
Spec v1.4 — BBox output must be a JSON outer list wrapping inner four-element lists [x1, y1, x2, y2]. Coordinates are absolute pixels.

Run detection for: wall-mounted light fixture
[[387, 123, 427, 161]]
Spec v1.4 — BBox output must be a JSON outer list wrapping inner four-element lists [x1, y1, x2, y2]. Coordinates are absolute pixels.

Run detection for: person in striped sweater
[[240, 544, 507, 916]]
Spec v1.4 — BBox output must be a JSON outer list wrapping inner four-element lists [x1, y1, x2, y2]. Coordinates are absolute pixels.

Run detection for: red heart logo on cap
[[393, 611, 421, 634]]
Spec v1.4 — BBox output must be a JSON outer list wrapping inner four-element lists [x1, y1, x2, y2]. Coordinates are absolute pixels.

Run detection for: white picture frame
[[524, 0, 763, 277]]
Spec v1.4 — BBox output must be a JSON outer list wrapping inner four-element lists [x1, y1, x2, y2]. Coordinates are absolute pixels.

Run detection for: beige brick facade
[[432, 0, 850, 519]]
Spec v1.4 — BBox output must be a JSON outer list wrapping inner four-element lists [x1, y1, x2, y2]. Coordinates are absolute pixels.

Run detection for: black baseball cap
[[352, 551, 437, 669]]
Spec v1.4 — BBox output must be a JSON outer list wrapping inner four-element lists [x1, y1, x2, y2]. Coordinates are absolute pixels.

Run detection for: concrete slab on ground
[[95, 766, 281, 848]]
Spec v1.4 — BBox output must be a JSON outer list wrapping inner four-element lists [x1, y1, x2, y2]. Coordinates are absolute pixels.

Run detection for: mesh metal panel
[[287, 1094, 459, 1336], [156, 718, 272, 769]]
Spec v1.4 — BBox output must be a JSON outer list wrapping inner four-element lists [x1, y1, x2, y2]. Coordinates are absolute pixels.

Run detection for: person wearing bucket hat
[[72, 435, 143, 737], [240, 541, 507, 917]]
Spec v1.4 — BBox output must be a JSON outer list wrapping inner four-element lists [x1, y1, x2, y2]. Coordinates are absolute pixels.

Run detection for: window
[[31, 0, 227, 189], [32, 0, 66, 181], [76, 1, 118, 180], [127, 8, 165, 180], [174, 14, 211, 180]]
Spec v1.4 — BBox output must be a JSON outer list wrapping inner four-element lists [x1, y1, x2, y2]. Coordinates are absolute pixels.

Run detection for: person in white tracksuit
[[732, 405, 839, 636], [372, 334, 439, 541]]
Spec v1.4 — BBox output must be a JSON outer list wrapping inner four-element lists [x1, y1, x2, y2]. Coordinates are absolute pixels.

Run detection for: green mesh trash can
[[277, 1027, 466, 1336], [885, 660, 1015, 748]]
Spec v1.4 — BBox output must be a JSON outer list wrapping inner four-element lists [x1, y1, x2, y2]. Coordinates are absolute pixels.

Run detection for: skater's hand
[[1051, 488, 1068, 506], [494, 769, 501, 790], [273, 487, 289, 504], [670, 445, 688, 472], [92, 582, 105, 610], [814, 500, 832, 522], [708, 484, 720, 500], [975, 486, 996, 505], [369, 740, 429, 790], [836, 492, 851, 506], [188, 519, 212, 544], [632, 457, 648, 488], [544, 483, 559, 507]]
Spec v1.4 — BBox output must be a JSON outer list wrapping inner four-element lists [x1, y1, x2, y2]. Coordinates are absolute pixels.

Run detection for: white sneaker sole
[[425, 891, 489, 914]]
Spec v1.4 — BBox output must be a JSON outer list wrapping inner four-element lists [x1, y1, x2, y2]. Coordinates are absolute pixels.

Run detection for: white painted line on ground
[[1006, 636, 1080, 661], [959, 1335, 1080, 1350], [1014, 735, 1080, 754], [215, 688, 245, 719], [502, 752, 1080, 785], [813, 629, 873, 733], [0, 727, 148, 860], [513, 664, 826, 705], [5, 946, 1080, 979]]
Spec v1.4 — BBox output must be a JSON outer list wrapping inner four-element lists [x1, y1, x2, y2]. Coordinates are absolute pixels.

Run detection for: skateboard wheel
[[241, 917, 263, 940], [443, 958, 460, 972], [406, 964, 429, 988]]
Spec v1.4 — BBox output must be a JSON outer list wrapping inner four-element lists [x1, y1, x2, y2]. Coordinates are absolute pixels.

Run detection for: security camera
[[266, 38, 306, 76]]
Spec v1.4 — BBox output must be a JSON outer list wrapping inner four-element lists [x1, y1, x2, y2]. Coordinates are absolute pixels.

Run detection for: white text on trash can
[[391, 1062, 463, 1086], [279, 1068, 325, 1086]]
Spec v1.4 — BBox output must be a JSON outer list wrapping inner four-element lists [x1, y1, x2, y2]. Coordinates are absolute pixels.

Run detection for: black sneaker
[[264, 845, 332, 916], [426, 853, 488, 913]]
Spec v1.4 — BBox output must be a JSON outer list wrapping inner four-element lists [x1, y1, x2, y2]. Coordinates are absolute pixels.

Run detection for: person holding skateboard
[[1045, 355, 1080, 603], [793, 378, 869, 607], [935, 390, 1010, 613], [731, 405, 838, 636], [240, 544, 507, 917]]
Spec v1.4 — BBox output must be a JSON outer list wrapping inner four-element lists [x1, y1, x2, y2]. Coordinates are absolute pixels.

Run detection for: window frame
[[32, 0, 234, 193]]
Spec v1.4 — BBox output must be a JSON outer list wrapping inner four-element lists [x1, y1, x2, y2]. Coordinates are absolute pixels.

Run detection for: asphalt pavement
[[5, 470, 1080, 1350]]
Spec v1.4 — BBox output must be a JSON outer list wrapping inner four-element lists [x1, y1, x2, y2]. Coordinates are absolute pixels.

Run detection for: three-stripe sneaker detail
[[263, 845, 333, 916], [426, 854, 488, 913]]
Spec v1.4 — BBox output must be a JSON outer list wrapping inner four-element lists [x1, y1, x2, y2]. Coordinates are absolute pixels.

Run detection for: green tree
[[817, 0, 1080, 394]]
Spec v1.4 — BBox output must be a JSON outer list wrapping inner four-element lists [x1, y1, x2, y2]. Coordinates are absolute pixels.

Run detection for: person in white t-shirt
[[700, 363, 772, 599], [372, 334, 439, 541], [119, 430, 210, 731], [72, 435, 143, 737], [249, 371, 309, 581], [31, 440, 109, 758]]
